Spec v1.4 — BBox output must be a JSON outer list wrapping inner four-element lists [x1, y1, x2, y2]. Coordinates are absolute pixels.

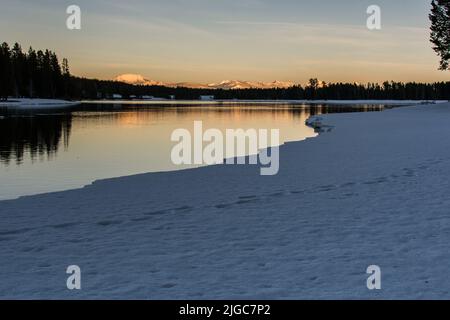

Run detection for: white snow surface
[[0, 99, 80, 108], [299, 99, 448, 105], [1, 103, 450, 299]]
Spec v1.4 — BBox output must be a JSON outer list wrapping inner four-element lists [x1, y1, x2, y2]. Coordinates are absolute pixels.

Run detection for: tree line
[[0, 42, 70, 100], [1, 41, 449, 101], [63, 77, 450, 101]]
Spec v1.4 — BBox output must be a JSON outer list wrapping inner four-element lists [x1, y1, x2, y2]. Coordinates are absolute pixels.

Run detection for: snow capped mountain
[[114, 74, 166, 86], [115, 74, 146, 84], [114, 74, 296, 89], [269, 80, 297, 88], [207, 80, 256, 90], [206, 80, 295, 90]]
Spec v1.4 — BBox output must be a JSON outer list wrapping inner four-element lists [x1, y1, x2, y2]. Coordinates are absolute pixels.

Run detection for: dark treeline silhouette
[[0, 42, 70, 100], [1, 42, 450, 101], [69, 78, 450, 101]]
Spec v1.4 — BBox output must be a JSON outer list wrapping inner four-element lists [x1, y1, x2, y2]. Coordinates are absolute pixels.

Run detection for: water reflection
[[0, 103, 384, 166], [0, 110, 72, 165], [0, 103, 384, 200]]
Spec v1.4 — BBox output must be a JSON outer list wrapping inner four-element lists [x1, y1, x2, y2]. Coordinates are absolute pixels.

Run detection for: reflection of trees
[[307, 104, 385, 116], [0, 103, 384, 166], [81, 103, 384, 122], [0, 112, 72, 165]]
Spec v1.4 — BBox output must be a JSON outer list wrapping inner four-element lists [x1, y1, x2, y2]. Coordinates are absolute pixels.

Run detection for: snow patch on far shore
[[0, 99, 80, 108], [300, 99, 448, 105]]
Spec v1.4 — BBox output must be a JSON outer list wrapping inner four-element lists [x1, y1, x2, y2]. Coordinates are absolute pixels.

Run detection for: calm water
[[0, 102, 385, 200]]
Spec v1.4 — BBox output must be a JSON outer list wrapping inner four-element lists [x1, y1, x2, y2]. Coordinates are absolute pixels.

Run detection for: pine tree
[[0, 42, 12, 100], [50, 52, 62, 97], [27, 47, 38, 98], [35, 50, 45, 97], [43, 50, 53, 97], [430, 0, 450, 70], [11, 42, 26, 97], [62, 58, 71, 98]]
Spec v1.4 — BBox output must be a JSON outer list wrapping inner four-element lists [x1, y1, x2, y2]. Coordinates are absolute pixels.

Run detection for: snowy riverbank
[[0, 98, 80, 108], [1, 102, 450, 299]]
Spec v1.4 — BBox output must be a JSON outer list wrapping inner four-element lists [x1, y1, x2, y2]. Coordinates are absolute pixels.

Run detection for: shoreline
[[0, 101, 390, 202], [1, 98, 447, 109], [1, 102, 450, 298], [82, 99, 448, 106], [0, 101, 395, 202], [0, 98, 81, 108]]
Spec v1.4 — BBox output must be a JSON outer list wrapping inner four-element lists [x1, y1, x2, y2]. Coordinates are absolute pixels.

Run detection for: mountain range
[[114, 74, 296, 90]]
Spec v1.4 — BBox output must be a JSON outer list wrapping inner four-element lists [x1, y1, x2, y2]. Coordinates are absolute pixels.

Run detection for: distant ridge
[[114, 74, 296, 89]]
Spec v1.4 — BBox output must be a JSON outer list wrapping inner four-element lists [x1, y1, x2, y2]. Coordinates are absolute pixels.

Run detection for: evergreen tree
[[62, 58, 71, 98], [430, 0, 450, 70], [50, 52, 62, 98], [0, 41, 449, 101], [27, 47, 38, 98], [11, 42, 26, 97], [0, 42, 12, 100]]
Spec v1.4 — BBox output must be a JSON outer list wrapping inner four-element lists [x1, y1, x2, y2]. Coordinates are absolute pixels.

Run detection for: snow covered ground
[[0, 98, 80, 108], [300, 99, 447, 105], [1, 102, 450, 299]]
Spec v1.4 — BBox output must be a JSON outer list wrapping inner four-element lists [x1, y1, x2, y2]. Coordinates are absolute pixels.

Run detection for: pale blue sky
[[1, 0, 448, 83]]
